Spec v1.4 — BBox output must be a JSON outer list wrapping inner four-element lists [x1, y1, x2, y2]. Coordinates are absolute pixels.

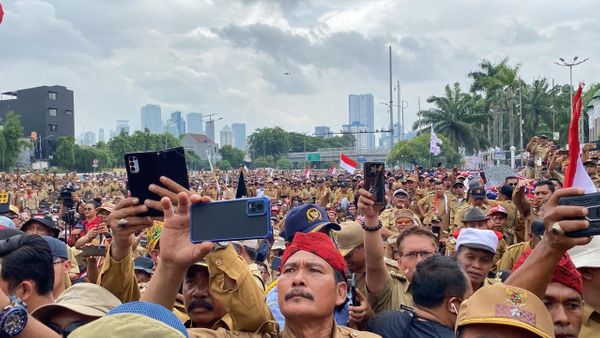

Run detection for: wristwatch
[[0, 296, 28, 337]]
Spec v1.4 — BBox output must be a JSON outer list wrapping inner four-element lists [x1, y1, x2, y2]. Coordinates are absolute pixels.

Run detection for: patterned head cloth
[[512, 248, 583, 295], [146, 221, 163, 252], [280, 232, 347, 281]]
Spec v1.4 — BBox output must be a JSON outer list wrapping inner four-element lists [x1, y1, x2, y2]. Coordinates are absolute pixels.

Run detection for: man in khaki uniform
[[336, 221, 412, 315], [455, 228, 500, 292], [495, 184, 519, 245], [417, 179, 456, 234], [263, 180, 278, 200], [569, 237, 600, 338], [333, 183, 354, 206], [497, 220, 544, 271], [452, 186, 492, 231], [402, 175, 425, 218], [379, 189, 416, 238]]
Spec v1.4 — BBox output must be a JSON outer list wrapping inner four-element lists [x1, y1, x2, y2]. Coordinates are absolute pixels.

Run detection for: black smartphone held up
[[124, 147, 190, 217], [347, 273, 360, 306], [271, 256, 282, 271], [364, 162, 385, 205], [190, 197, 272, 243], [559, 192, 600, 237], [81, 245, 107, 257]]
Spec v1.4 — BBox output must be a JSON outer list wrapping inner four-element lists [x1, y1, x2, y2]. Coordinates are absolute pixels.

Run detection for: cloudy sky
[[0, 0, 597, 143]]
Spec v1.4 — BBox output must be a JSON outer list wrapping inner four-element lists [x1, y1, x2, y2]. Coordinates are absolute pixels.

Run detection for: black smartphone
[[190, 197, 272, 243], [364, 162, 385, 205], [347, 273, 360, 306], [124, 147, 190, 217], [431, 225, 441, 239], [559, 192, 600, 237], [81, 245, 107, 257], [271, 256, 282, 271]]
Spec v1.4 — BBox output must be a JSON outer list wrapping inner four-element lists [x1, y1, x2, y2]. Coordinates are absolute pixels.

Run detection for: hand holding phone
[[558, 192, 600, 237], [364, 162, 385, 205]]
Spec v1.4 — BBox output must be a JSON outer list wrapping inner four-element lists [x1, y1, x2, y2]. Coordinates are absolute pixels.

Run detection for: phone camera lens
[[256, 203, 264, 211]]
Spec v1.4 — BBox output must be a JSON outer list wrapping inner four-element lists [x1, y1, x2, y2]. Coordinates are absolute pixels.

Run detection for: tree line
[[414, 58, 600, 154]]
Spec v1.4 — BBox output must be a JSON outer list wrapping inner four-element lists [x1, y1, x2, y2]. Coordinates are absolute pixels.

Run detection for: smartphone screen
[[364, 162, 385, 205], [124, 147, 190, 217], [190, 197, 272, 243], [431, 225, 441, 239], [271, 256, 282, 271]]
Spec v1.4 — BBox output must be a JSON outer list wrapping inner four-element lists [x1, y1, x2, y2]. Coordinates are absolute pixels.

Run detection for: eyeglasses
[[47, 321, 88, 337], [53, 258, 66, 265], [400, 250, 438, 260]]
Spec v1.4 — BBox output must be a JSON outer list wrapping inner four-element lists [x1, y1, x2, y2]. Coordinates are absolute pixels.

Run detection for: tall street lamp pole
[[554, 56, 589, 144]]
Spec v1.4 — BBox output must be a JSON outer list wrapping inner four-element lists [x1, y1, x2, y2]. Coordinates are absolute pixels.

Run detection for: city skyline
[[0, 1, 597, 140]]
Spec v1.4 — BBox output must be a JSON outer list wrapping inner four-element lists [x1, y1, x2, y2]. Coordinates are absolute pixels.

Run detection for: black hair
[[534, 179, 555, 193], [0, 234, 54, 295], [411, 255, 467, 309], [505, 176, 518, 182]]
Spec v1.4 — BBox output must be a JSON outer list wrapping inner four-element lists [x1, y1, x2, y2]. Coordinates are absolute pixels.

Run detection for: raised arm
[[357, 188, 390, 294], [506, 187, 591, 299]]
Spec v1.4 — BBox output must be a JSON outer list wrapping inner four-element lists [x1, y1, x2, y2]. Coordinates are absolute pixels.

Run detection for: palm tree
[[521, 78, 556, 142], [468, 59, 503, 146], [494, 61, 521, 148], [413, 82, 488, 153]]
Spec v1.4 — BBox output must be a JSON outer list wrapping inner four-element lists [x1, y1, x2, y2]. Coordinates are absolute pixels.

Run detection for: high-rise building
[[83, 131, 96, 146], [220, 125, 233, 147], [98, 128, 105, 143], [314, 126, 331, 138], [187, 112, 203, 134], [166, 111, 186, 136], [348, 94, 375, 149], [0, 85, 74, 159], [343, 122, 369, 150], [140, 104, 162, 133], [205, 120, 216, 143], [231, 123, 246, 150], [116, 120, 130, 136]]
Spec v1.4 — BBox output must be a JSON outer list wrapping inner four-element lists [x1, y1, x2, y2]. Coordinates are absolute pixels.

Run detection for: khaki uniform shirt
[[497, 241, 531, 271], [187, 323, 381, 338], [417, 193, 456, 231], [580, 302, 600, 338], [333, 190, 354, 206], [367, 271, 414, 314], [264, 188, 279, 200], [495, 200, 520, 245], [452, 202, 492, 230]]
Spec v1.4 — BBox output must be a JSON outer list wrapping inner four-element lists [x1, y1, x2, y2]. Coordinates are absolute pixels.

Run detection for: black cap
[[469, 187, 486, 199], [21, 215, 60, 238]]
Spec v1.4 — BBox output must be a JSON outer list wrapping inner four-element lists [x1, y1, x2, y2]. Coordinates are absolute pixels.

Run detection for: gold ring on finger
[[551, 222, 565, 236]]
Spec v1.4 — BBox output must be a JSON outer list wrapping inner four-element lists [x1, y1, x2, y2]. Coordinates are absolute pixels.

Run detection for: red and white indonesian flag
[[340, 153, 357, 174], [564, 84, 596, 193], [0, 2, 4, 25], [327, 163, 337, 175], [304, 162, 311, 179]]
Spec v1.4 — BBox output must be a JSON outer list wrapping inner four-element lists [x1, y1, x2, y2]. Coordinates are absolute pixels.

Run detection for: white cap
[[231, 240, 260, 250], [568, 236, 600, 268], [271, 237, 286, 251], [456, 228, 498, 255]]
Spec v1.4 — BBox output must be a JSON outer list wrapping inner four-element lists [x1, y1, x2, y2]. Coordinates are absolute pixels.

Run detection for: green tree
[[52, 136, 77, 170], [218, 160, 232, 171], [413, 82, 488, 153], [521, 78, 556, 144], [247, 127, 290, 160], [253, 155, 275, 168], [388, 133, 461, 167], [219, 145, 245, 168], [0, 112, 27, 170], [276, 158, 291, 169]]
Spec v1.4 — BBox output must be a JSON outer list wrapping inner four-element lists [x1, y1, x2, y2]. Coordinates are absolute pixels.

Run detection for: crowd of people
[[0, 135, 598, 337]]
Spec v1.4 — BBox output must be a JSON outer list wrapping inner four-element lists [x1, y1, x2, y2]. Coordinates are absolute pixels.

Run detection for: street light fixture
[[555, 56, 589, 144]]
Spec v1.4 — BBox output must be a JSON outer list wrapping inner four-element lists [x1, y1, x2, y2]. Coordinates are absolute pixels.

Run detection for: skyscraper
[[348, 94, 375, 149], [220, 125, 233, 147], [116, 120, 130, 136], [205, 120, 215, 143], [140, 104, 162, 133], [187, 112, 203, 134], [314, 126, 331, 138], [343, 122, 369, 150], [98, 128, 105, 143], [231, 123, 247, 150], [83, 131, 96, 146], [170, 111, 186, 136]]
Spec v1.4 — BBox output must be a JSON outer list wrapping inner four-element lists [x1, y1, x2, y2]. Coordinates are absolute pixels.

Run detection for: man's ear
[[14, 281, 35, 301], [63, 260, 72, 275], [335, 281, 347, 307]]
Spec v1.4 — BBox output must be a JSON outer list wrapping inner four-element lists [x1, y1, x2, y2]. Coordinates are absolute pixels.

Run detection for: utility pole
[[555, 56, 589, 144], [518, 78, 523, 152], [388, 46, 393, 149], [417, 97, 421, 132], [396, 81, 401, 142]]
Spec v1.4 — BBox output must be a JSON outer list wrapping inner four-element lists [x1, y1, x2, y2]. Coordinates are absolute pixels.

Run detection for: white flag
[[430, 126, 442, 156]]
